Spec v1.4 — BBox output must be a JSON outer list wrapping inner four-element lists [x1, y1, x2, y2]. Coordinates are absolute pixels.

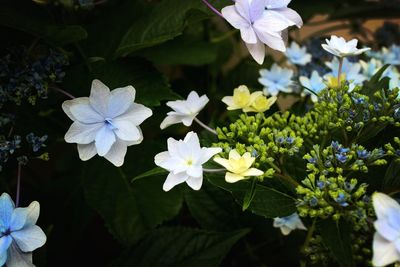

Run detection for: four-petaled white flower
[[322, 35, 370, 58], [62, 79, 152, 167], [259, 63, 294, 96], [372, 192, 400, 267], [160, 91, 209, 129], [154, 132, 222, 191], [273, 213, 307, 236], [286, 42, 312, 66], [222, 0, 302, 64], [299, 71, 326, 102]]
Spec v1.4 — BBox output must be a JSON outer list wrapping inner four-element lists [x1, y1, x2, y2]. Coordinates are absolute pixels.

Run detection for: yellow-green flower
[[325, 73, 346, 88], [244, 93, 277, 113], [222, 85, 251, 110], [213, 149, 263, 183]]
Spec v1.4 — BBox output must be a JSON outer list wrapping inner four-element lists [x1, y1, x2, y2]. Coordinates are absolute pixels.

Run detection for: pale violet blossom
[[385, 67, 400, 91], [221, 0, 302, 64], [325, 57, 366, 91], [381, 45, 400, 65], [154, 132, 221, 191], [259, 63, 294, 96], [322, 35, 370, 58], [273, 213, 307, 236], [299, 71, 326, 102], [372, 192, 400, 266], [0, 193, 46, 267], [285, 42, 312, 66], [160, 91, 209, 130], [62, 79, 152, 167]]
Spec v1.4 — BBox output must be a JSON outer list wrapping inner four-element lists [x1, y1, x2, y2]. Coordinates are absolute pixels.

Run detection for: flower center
[[186, 159, 193, 166], [104, 118, 117, 130], [1, 228, 11, 237]]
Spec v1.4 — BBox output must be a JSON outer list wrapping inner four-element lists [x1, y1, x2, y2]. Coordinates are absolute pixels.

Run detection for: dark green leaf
[[82, 160, 183, 245], [318, 219, 355, 267], [382, 160, 400, 190], [207, 175, 296, 218], [362, 64, 390, 97], [111, 227, 249, 267], [131, 167, 168, 183]]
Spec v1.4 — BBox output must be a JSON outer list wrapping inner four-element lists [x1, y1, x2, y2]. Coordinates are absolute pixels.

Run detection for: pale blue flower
[[372, 192, 400, 266], [259, 63, 294, 96], [299, 71, 326, 102], [384, 67, 400, 90], [0, 193, 46, 267], [382, 45, 400, 65], [325, 57, 365, 91], [273, 213, 307, 235], [62, 79, 153, 167], [286, 42, 312, 66], [359, 58, 383, 79]]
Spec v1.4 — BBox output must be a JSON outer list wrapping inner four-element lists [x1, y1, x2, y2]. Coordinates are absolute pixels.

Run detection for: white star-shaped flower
[[322, 35, 370, 58], [160, 91, 209, 129], [154, 132, 222, 191], [62, 79, 152, 167], [372, 192, 400, 267], [222, 0, 302, 64], [273, 213, 307, 235]]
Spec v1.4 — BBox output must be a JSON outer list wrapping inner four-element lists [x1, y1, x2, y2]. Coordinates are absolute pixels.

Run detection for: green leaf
[[82, 160, 183, 246], [382, 160, 400, 190], [207, 175, 296, 218], [115, 0, 208, 57], [0, 9, 87, 46], [184, 183, 239, 231], [111, 227, 249, 267], [131, 167, 168, 183], [318, 219, 355, 267], [362, 64, 390, 97]]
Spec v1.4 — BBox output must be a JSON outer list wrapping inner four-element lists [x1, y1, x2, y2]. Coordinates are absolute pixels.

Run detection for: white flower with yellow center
[[322, 35, 370, 58], [214, 149, 263, 183]]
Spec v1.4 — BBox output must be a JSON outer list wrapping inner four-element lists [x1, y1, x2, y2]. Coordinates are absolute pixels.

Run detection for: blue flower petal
[[0, 193, 15, 230], [0, 235, 12, 266], [9, 208, 28, 232], [10, 225, 46, 253]]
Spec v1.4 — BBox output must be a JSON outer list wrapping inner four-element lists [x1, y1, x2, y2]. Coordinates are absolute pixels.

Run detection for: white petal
[[69, 103, 104, 123], [107, 86, 135, 118], [0, 193, 14, 228], [0, 236, 10, 266], [240, 26, 258, 44], [115, 103, 152, 126], [11, 225, 46, 252], [373, 193, 400, 220], [254, 11, 293, 33], [103, 140, 128, 167], [245, 40, 266, 65], [221, 5, 249, 29], [163, 172, 188, 192], [186, 165, 203, 178], [280, 226, 292, 235], [254, 26, 286, 52], [65, 122, 103, 144], [112, 121, 141, 142], [89, 79, 110, 116], [10, 208, 28, 232], [372, 232, 400, 267], [199, 147, 222, 164], [154, 151, 171, 169], [274, 8, 303, 28], [24, 201, 40, 227], [6, 243, 33, 267], [95, 126, 116, 156], [61, 97, 90, 121], [160, 115, 182, 129], [77, 143, 97, 161], [265, 0, 291, 9], [186, 175, 203, 191], [184, 132, 200, 150]]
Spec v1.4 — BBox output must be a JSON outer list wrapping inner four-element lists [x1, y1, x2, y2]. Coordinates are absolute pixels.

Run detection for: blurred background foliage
[[0, 0, 399, 266]]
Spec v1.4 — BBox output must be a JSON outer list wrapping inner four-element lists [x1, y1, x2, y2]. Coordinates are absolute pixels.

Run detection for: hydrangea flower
[[273, 213, 307, 235], [381, 44, 400, 65], [372, 192, 400, 266], [285, 42, 312, 66], [384, 67, 400, 90], [325, 58, 365, 91], [321, 35, 370, 58], [222, 85, 277, 113], [214, 149, 263, 183], [62, 79, 152, 167], [160, 91, 209, 129], [221, 0, 302, 64], [154, 132, 221, 191], [299, 71, 326, 102], [0, 193, 46, 267], [359, 58, 383, 79], [259, 64, 294, 96]]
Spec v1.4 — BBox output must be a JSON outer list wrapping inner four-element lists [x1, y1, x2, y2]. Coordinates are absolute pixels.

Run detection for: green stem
[[300, 219, 317, 267]]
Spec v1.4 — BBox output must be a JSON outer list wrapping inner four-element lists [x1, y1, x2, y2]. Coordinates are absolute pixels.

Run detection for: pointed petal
[[160, 115, 182, 129], [154, 151, 171, 169], [69, 103, 104, 123], [10, 208, 28, 232], [225, 172, 246, 183], [89, 79, 110, 116], [186, 165, 203, 178], [240, 27, 258, 44], [65, 122, 103, 144], [77, 143, 97, 161], [0, 236, 12, 265], [221, 5, 249, 29], [11, 225, 46, 253], [107, 86, 135, 118], [373, 193, 400, 220], [254, 29, 286, 52], [115, 103, 152, 126], [245, 40, 266, 64], [24, 202, 40, 227], [241, 168, 264, 177], [6, 243, 34, 267], [61, 97, 90, 121], [213, 157, 231, 170], [112, 121, 141, 142], [186, 176, 203, 190], [163, 172, 188, 192], [372, 232, 400, 267], [184, 132, 200, 150], [274, 8, 303, 28], [0, 193, 14, 229], [103, 140, 128, 167], [95, 126, 116, 156], [199, 147, 222, 164]]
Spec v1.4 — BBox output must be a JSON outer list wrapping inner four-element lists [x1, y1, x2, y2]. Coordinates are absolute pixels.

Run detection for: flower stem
[[50, 86, 76, 99], [201, 0, 223, 18], [337, 57, 344, 87], [16, 163, 22, 208], [300, 219, 317, 267], [194, 117, 218, 135], [203, 168, 225, 173]]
